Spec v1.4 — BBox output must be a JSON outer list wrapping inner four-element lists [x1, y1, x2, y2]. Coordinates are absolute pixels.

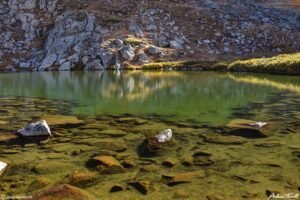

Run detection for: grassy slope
[[135, 53, 300, 75]]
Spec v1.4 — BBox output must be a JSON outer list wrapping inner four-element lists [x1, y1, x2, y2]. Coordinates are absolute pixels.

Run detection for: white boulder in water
[[154, 129, 172, 143], [18, 120, 51, 136], [0, 161, 8, 176]]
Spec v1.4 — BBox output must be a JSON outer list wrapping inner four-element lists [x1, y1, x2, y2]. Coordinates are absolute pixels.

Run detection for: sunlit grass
[[227, 53, 300, 75], [135, 53, 300, 75], [123, 38, 143, 46]]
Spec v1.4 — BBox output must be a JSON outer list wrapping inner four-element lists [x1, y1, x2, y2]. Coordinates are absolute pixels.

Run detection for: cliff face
[[0, 0, 300, 71]]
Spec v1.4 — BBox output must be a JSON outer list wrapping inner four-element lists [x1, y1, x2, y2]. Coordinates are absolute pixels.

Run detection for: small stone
[[207, 194, 224, 200], [181, 156, 193, 166], [162, 170, 205, 186], [66, 171, 99, 187], [121, 160, 136, 168], [91, 156, 122, 168], [146, 24, 157, 31], [17, 120, 51, 137], [174, 189, 189, 198], [128, 181, 152, 195], [90, 156, 125, 174], [110, 184, 126, 192], [170, 40, 183, 50], [162, 158, 177, 167], [27, 177, 50, 192], [147, 46, 160, 55]]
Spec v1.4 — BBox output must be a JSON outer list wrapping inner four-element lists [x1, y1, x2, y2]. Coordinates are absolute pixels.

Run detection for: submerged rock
[[110, 184, 126, 192], [43, 115, 85, 127], [89, 156, 125, 174], [162, 170, 206, 186], [32, 184, 95, 200], [202, 134, 247, 145], [127, 180, 152, 195], [146, 129, 173, 152], [162, 158, 177, 167], [17, 120, 51, 137], [27, 177, 50, 192], [226, 119, 269, 138], [65, 171, 100, 187], [0, 161, 8, 176]]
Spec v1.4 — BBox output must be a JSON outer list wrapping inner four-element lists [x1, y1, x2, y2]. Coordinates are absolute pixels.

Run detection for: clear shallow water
[[0, 71, 299, 199], [1, 71, 299, 125]]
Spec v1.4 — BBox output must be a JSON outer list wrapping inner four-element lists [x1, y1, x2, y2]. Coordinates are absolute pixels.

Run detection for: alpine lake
[[0, 71, 299, 200]]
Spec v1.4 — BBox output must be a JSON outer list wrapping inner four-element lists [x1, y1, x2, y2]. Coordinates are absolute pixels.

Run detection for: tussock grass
[[137, 53, 300, 75], [227, 53, 300, 75], [124, 38, 143, 46]]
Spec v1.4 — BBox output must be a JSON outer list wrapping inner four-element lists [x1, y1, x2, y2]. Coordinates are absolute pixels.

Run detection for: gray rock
[[85, 59, 103, 70], [120, 45, 135, 60], [129, 23, 144, 37], [100, 52, 113, 69], [59, 61, 72, 71], [17, 120, 51, 137], [148, 46, 160, 55], [5, 65, 17, 72], [158, 36, 169, 47], [39, 53, 57, 71], [146, 24, 158, 31], [138, 53, 149, 64], [170, 40, 183, 50], [111, 39, 124, 49], [20, 62, 31, 68]]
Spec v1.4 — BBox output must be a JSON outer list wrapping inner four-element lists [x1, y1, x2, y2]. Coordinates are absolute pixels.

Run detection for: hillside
[[0, 0, 300, 71]]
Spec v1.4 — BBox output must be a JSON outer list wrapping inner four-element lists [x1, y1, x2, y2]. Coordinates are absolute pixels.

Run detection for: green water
[[0, 71, 299, 199], [0, 71, 297, 125]]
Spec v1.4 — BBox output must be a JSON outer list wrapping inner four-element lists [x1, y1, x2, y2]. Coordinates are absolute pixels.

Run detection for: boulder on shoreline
[[17, 120, 51, 137]]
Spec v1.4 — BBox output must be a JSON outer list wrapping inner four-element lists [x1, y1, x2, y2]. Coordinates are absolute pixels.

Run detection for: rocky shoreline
[[1, 0, 300, 72]]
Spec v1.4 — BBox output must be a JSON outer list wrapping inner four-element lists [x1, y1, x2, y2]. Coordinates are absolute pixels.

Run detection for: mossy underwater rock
[[162, 170, 206, 186], [32, 162, 73, 174], [225, 119, 270, 138], [27, 177, 51, 192], [32, 184, 95, 200], [127, 180, 152, 195], [87, 156, 125, 174], [42, 115, 85, 128], [64, 171, 100, 187]]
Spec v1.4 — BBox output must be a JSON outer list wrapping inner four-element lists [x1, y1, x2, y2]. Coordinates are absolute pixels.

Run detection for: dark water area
[[0, 71, 299, 199]]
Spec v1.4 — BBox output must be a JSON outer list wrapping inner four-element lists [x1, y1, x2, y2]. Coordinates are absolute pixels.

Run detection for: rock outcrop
[[0, 0, 300, 71]]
